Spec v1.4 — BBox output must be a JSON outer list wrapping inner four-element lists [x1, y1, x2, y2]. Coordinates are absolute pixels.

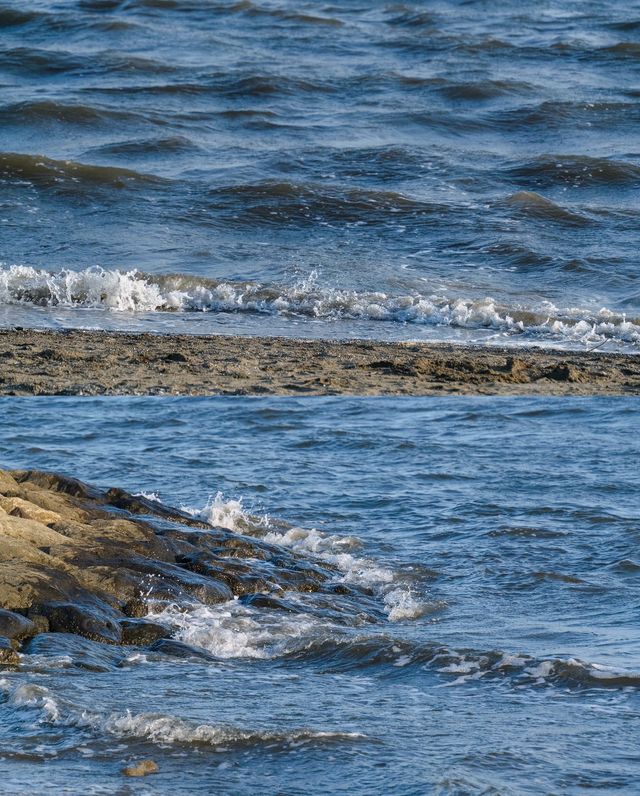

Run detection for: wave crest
[[4, 682, 364, 749], [0, 265, 638, 347]]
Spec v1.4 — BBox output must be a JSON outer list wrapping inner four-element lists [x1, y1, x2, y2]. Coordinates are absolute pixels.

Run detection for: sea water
[[0, 397, 637, 795], [0, 0, 639, 350]]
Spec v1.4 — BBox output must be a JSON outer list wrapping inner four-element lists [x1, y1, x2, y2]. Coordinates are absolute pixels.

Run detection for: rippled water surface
[[0, 397, 638, 794], [1, 1, 639, 348]]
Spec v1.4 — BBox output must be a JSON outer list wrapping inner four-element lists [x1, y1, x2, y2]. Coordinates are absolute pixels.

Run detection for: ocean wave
[[0, 6, 40, 28], [432, 652, 640, 690], [489, 100, 640, 131], [505, 154, 640, 188], [502, 191, 591, 225], [229, 1, 344, 27], [0, 100, 144, 126], [85, 135, 201, 156], [436, 79, 534, 101], [0, 46, 87, 75], [0, 152, 164, 188], [145, 596, 640, 691], [2, 681, 364, 749], [205, 180, 431, 223], [0, 265, 638, 347]]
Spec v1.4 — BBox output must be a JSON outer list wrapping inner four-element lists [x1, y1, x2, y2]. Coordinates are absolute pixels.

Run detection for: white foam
[[188, 492, 430, 621], [193, 491, 259, 532], [0, 265, 168, 313], [1, 264, 638, 347], [149, 600, 329, 659], [135, 491, 162, 503], [525, 660, 554, 681], [383, 588, 430, 622]]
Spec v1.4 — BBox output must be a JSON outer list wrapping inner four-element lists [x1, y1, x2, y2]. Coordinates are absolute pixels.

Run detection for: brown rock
[[0, 496, 61, 525], [122, 760, 159, 777], [0, 466, 366, 652]]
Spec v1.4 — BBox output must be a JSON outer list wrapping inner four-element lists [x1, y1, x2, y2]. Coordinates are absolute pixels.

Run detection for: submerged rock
[[23, 633, 126, 671], [122, 759, 159, 777], [149, 638, 218, 661]]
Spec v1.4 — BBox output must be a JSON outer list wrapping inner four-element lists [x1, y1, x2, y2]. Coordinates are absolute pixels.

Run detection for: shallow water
[[1, 1, 639, 349], [0, 397, 638, 794]]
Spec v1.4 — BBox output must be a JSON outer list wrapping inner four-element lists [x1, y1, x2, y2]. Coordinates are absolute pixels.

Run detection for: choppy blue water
[[0, 397, 638, 794], [0, 0, 639, 349]]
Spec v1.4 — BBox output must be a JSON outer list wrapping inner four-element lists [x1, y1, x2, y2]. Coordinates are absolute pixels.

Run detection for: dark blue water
[[0, 1, 639, 348], [0, 397, 638, 794]]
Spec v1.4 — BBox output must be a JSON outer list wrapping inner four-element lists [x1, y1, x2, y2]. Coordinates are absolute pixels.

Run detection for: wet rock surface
[[0, 609, 36, 642], [0, 467, 346, 664]]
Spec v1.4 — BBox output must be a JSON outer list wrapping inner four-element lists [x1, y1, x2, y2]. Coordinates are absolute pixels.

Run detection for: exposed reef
[[0, 329, 639, 395]]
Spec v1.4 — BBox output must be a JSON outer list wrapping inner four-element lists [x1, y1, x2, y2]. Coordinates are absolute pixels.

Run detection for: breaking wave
[[144, 596, 640, 691], [2, 681, 364, 749], [189, 492, 429, 624], [1, 265, 638, 348]]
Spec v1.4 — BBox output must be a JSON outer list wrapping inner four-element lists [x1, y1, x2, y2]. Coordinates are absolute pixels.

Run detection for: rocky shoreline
[[0, 328, 639, 395], [0, 467, 369, 667]]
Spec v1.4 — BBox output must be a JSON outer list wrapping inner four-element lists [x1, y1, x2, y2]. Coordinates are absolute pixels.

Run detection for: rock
[[0, 467, 359, 651], [149, 638, 217, 661], [116, 558, 233, 605], [35, 601, 122, 643], [545, 363, 585, 383], [30, 614, 50, 634], [0, 512, 69, 547], [122, 760, 159, 777], [120, 618, 171, 646], [0, 608, 36, 641], [0, 636, 19, 665], [240, 593, 298, 612], [0, 495, 61, 525]]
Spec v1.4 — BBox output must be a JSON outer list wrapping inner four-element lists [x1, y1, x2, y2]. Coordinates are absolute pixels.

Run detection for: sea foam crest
[[0, 264, 638, 347]]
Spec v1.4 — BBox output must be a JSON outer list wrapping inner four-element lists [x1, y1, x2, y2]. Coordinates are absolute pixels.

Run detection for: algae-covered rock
[[120, 618, 171, 646], [0, 636, 19, 665]]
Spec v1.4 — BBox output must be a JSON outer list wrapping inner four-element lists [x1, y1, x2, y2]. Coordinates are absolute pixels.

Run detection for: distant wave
[[0, 265, 638, 347], [502, 191, 591, 225], [504, 154, 640, 188], [0, 152, 164, 187], [0, 100, 145, 126]]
